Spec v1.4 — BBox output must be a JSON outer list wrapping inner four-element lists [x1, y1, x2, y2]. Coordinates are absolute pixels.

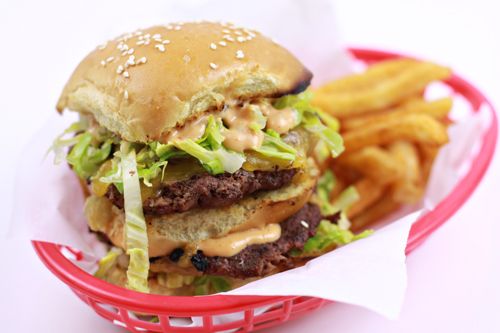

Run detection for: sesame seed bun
[[57, 22, 312, 143], [84, 158, 318, 258]]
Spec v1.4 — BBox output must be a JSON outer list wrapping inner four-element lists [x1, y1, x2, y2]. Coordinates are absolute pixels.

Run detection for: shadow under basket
[[32, 47, 498, 333]]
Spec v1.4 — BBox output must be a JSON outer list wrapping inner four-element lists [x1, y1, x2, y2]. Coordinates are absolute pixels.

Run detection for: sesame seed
[[246, 36, 253, 41], [209, 62, 218, 69], [97, 43, 107, 50], [127, 48, 134, 55], [183, 55, 191, 63], [223, 35, 234, 42], [162, 39, 171, 44], [116, 65, 124, 74], [174, 25, 181, 30], [222, 29, 231, 34], [136, 40, 145, 45], [100, 60, 106, 66], [152, 33, 161, 39], [210, 43, 217, 50], [236, 50, 245, 59], [155, 44, 166, 52], [124, 90, 129, 100], [236, 36, 246, 42], [137, 56, 147, 64], [123, 71, 130, 78], [234, 30, 242, 36], [144, 40, 150, 45], [126, 55, 135, 66], [134, 31, 143, 36], [144, 33, 151, 38], [166, 25, 173, 30], [106, 56, 115, 62], [218, 41, 227, 46], [300, 220, 309, 228]]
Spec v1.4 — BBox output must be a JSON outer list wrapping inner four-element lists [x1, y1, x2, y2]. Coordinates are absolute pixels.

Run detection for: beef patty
[[190, 203, 322, 278], [105, 168, 298, 216]]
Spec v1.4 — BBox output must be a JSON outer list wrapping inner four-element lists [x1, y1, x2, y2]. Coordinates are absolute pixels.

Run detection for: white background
[[1, 0, 499, 332]]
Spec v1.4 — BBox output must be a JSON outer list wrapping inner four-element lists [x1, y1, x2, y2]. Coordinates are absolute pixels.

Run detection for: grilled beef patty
[[105, 168, 297, 216], [191, 203, 322, 278]]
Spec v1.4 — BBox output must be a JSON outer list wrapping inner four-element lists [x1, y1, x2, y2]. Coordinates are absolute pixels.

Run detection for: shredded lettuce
[[254, 129, 297, 161], [94, 247, 123, 279], [49, 121, 88, 164], [120, 142, 150, 293], [332, 186, 360, 213], [193, 275, 231, 295], [65, 132, 113, 179], [248, 104, 268, 130], [200, 115, 224, 149], [301, 220, 373, 255], [317, 169, 337, 214], [174, 139, 244, 174], [274, 91, 344, 157], [301, 111, 344, 157], [316, 169, 360, 216]]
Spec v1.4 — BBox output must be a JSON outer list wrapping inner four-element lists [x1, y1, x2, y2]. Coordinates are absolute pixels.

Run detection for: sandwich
[[52, 21, 365, 295]]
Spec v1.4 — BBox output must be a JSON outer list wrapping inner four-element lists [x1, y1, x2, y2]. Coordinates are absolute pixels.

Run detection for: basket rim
[[32, 47, 498, 315]]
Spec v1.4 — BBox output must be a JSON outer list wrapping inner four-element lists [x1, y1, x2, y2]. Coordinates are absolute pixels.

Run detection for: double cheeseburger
[[53, 22, 347, 295]]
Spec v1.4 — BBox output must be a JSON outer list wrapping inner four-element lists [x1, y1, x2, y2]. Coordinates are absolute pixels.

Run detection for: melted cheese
[[198, 224, 281, 257]]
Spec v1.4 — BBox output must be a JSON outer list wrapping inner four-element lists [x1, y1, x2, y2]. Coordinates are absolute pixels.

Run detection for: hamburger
[[52, 22, 362, 295]]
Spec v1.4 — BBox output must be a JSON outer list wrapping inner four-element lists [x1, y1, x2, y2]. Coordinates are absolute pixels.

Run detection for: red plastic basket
[[32, 48, 497, 333]]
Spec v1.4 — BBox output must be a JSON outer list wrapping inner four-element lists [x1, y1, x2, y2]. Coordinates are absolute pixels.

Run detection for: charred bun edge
[[271, 68, 313, 98]]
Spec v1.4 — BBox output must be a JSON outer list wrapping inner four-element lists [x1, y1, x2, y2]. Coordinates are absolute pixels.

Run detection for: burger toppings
[[105, 168, 297, 215], [193, 203, 322, 278], [120, 142, 150, 292], [190, 251, 209, 272], [168, 248, 184, 262], [52, 92, 342, 187], [53, 23, 368, 296]]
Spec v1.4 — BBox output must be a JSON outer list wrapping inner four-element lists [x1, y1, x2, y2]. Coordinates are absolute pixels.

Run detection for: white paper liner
[[7, 0, 494, 324]]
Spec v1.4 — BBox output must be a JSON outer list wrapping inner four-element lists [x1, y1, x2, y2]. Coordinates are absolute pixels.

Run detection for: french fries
[[313, 59, 451, 118], [419, 145, 440, 183], [314, 57, 452, 230], [338, 146, 401, 185], [343, 113, 449, 151], [351, 196, 401, 232], [346, 178, 385, 219], [341, 97, 452, 131], [388, 141, 423, 204]]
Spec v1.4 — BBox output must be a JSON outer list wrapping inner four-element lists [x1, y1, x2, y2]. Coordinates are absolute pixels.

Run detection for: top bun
[[57, 22, 312, 143]]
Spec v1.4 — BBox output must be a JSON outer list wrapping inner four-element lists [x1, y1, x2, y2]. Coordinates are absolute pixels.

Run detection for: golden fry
[[351, 196, 401, 232], [343, 114, 449, 151], [341, 97, 453, 131], [312, 59, 451, 118], [347, 178, 385, 219], [419, 145, 440, 184], [389, 141, 423, 204], [337, 146, 401, 185], [316, 59, 415, 93]]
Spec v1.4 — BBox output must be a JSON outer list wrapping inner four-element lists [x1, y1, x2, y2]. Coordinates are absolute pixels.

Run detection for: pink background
[[1, 0, 499, 332]]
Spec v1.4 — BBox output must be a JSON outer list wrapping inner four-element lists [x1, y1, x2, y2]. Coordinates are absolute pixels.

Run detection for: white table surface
[[1, 0, 499, 332]]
